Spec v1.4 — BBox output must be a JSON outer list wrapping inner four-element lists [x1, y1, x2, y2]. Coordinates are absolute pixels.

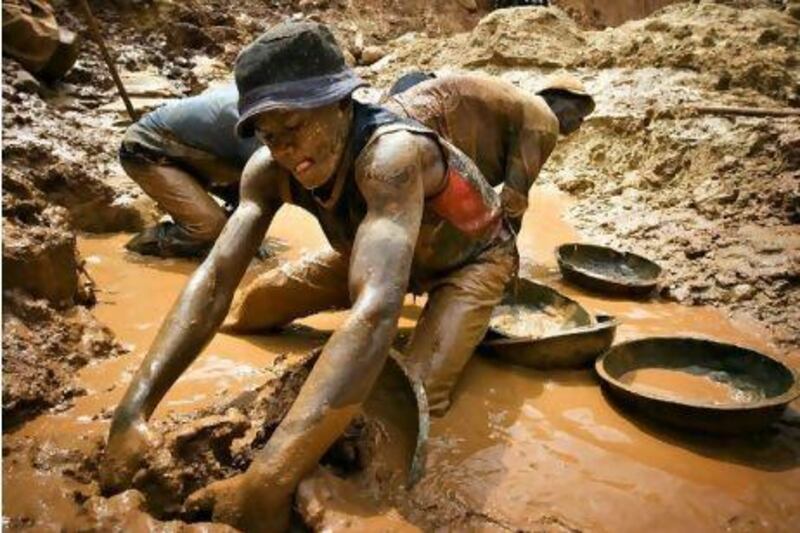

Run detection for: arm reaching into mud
[[102, 148, 285, 492], [186, 131, 441, 533]]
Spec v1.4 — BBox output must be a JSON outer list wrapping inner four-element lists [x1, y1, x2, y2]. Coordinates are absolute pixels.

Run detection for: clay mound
[[583, 2, 800, 102], [368, 3, 798, 105], [460, 7, 586, 68], [2, 291, 126, 429]]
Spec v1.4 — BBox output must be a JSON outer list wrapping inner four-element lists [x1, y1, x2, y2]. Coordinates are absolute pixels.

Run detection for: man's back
[[135, 83, 260, 168], [385, 73, 559, 189]]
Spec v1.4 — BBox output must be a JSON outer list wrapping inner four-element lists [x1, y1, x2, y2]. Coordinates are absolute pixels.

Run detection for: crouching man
[[102, 22, 517, 532], [385, 71, 595, 232], [120, 83, 260, 257]]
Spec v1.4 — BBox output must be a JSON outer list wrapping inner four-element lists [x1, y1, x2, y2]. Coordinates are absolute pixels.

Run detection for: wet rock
[[559, 175, 595, 194], [296, 467, 419, 532], [730, 283, 756, 302], [2, 218, 78, 306]]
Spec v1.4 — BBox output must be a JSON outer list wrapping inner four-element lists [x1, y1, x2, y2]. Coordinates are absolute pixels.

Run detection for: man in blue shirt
[[120, 83, 260, 257]]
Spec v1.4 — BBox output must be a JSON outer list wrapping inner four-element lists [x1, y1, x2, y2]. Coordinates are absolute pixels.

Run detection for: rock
[[297, 467, 420, 532], [2, 219, 78, 306], [560, 175, 595, 194], [359, 46, 387, 66], [731, 283, 756, 302]]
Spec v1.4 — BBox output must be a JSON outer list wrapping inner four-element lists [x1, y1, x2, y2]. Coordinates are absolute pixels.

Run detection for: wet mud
[[5, 191, 799, 532]]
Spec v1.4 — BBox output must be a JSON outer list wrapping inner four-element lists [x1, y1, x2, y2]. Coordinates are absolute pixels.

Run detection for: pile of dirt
[[77, 352, 375, 522], [365, 2, 799, 103], [114, 352, 319, 519], [582, 2, 800, 103], [2, 290, 125, 430]]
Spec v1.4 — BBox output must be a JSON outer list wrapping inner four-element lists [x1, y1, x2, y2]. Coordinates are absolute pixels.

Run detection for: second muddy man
[[102, 21, 518, 531]]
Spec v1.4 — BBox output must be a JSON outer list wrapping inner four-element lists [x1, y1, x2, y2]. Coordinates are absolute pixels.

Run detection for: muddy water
[[4, 192, 800, 531], [619, 368, 755, 405]]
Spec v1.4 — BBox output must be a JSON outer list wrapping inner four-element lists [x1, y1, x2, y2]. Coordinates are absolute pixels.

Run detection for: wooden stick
[[687, 105, 800, 118], [76, 0, 138, 121]]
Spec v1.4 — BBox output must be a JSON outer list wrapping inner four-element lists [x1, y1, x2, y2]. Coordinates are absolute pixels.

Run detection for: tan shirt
[[385, 73, 559, 219]]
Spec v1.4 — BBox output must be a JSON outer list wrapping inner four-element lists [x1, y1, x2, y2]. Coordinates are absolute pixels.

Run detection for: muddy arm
[[245, 131, 435, 494], [501, 128, 555, 232], [103, 149, 284, 489]]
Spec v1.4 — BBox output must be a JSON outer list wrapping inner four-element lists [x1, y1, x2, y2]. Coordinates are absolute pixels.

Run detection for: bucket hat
[[235, 21, 365, 138]]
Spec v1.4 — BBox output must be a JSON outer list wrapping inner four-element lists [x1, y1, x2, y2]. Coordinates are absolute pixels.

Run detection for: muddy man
[[385, 71, 595, 231], [120, 83, 260, 257], [102, 22, 517, 531]]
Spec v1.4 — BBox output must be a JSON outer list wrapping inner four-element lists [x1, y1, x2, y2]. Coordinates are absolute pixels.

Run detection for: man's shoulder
[[240, 147, 290, 202], [356, 128, 442, 193]]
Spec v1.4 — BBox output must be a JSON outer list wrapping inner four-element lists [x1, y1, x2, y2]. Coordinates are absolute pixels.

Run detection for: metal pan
[[595, 337, 800, 434], [556, 243, 662, 297], [481, 278, 617, 369]]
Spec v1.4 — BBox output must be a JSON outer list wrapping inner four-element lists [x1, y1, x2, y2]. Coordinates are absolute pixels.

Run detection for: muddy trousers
[[226, 240, 518, 415], [120, 156, 232, 245]]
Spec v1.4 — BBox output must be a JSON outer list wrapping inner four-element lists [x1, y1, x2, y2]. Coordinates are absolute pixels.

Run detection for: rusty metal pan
[[556, 243, 662, 297], [480, 278, 617, 369], [595, 337, 800, 434]]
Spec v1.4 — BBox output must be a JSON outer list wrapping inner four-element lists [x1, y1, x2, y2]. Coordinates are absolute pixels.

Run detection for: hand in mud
[[100, 416, 161, 494], [185, 473, 292, 533]]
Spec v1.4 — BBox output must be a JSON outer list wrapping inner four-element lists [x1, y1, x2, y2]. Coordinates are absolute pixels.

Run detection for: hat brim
[[236, 70, 366, 138]]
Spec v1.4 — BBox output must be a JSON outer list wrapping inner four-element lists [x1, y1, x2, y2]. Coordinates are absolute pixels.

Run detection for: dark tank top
[[285, 101, 503, 286]]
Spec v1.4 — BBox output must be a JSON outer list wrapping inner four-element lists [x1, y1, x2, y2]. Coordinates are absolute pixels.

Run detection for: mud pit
[[3, 191, 799, 531], [3, 1, 800, 531]]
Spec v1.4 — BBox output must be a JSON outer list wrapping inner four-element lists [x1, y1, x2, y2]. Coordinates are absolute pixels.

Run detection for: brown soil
[[3, 0, 800, 531], [2, 290, 126, 430]]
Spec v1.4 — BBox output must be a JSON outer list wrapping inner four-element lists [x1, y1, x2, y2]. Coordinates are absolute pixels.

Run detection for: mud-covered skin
[[103, 99, 446, 532], [252, 101, 353, 190], [385, 74, 587, 233], [185, 116, 444, 532], [102, 147, 284, 493]]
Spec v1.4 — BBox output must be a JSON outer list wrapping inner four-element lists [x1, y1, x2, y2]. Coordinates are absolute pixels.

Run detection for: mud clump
[[101, 352, 375, 520], [2, 291, 125, 429]]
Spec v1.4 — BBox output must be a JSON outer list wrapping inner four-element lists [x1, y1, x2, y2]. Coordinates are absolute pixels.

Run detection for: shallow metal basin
[[556, 243, 662, 297], [481, 278, 617, 369], [595, 337, 800, 434]]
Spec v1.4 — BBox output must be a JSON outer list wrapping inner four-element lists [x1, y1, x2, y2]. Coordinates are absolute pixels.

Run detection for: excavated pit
[[3, 1, 800, 531]]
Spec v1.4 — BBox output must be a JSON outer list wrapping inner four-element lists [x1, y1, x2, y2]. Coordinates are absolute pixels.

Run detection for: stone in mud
[[297, 466, 420, 532], [2, 218, 78, 306], [360, 45, 387, 66]]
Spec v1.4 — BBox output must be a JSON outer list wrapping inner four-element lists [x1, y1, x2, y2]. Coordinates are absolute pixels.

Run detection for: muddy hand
[[185, 473, 292, 533], [100, 416, 160, 494]]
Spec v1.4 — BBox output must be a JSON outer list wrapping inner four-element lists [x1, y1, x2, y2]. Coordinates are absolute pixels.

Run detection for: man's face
[[253, 101, 351, 189], [549, 95, 591, 135]]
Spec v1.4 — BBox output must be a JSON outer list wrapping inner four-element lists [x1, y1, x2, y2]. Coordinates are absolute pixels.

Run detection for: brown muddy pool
[[3, 189, 800, 532], [619, 367, 765, 405]]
